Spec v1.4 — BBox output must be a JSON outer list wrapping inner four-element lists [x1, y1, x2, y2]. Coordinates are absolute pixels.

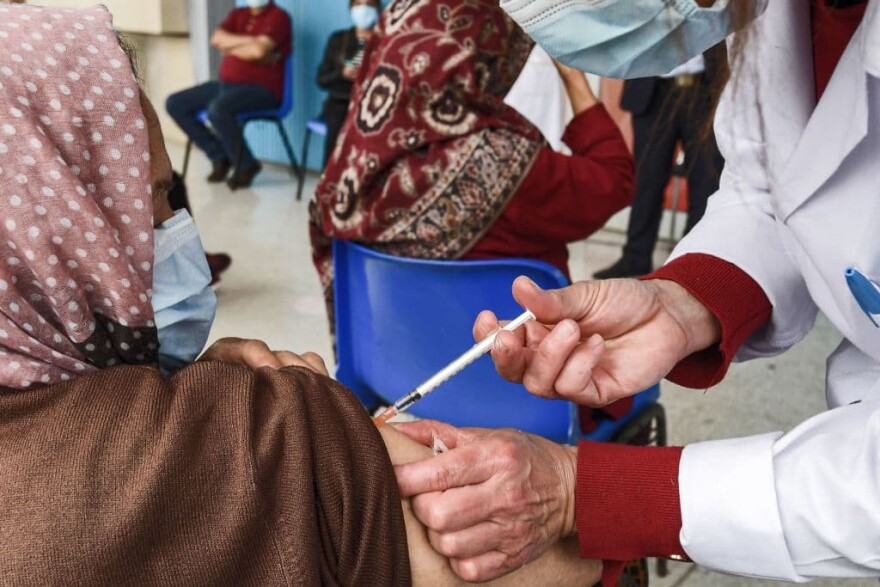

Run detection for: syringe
[[373, 309, 535, 426]]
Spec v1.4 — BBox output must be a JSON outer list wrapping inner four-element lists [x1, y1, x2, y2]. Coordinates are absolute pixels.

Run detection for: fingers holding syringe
[[474, 311, 531, 383], [475, 307, 557, 344]]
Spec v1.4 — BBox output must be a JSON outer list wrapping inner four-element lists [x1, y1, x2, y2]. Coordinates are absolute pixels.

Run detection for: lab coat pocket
[[845, 268, 880, 329]]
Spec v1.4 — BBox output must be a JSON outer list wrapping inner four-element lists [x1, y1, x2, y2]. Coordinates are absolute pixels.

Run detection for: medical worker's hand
[[394, 419, 577, 583], [475, 276, 720, 407], [199, 337, 329, 376]]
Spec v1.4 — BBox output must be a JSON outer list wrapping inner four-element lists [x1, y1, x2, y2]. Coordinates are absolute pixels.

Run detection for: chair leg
[[182, 140, 193, 179], [276, 121, 302, 182], [231, 123, 246, 178], [296, 128, 312, 201]]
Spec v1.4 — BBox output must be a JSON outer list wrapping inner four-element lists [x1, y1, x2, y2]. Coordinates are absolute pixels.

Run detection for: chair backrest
[[275, 53, 295, 118], [333, 241, 578, 443], [237, 54, 294, 122]]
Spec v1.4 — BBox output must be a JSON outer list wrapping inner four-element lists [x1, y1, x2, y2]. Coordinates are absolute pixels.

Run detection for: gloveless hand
[[394, 419, 577, 583], [198, 337, 329, 375], [475, 276, 720, 407]]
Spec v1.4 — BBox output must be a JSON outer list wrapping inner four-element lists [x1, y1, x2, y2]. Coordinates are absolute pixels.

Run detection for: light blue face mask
[[152, 209, 217, 376], [501, 0, 767, 79], [351, 5, 379, 30], [246, 0, 271, 9]]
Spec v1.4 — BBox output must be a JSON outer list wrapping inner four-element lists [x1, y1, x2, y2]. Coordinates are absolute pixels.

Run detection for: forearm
[[227, 41, 274, 63], [560, 72, 598, 116], [211, 29, 252, 52], [678, 399, 880, 581]]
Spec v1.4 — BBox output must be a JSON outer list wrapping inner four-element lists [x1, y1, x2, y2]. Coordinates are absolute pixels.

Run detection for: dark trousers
[[622, 80, 724, 264], [320, 97, 350, 167], [166, 81, 277, 171]]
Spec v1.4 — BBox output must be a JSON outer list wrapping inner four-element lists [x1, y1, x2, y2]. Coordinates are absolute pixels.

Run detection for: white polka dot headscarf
[[0, 4, 158, 389]]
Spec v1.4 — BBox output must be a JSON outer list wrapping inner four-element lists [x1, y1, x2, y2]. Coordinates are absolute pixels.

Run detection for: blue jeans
[[166, 81, 277, 172]]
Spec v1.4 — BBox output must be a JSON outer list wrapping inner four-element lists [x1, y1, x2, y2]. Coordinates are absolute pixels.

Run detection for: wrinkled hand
[[394, 420, 577, 583], [476, 276, 720, 407], [199, 337, 329, 376]]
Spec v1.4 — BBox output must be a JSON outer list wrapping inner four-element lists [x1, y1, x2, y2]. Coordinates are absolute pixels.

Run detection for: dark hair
[[349, 0, 381, 9], [115, 32, 141, 82], [726, 0, 758, 79]]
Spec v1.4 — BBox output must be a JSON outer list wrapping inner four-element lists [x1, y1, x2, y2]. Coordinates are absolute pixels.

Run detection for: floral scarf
[[310, 0, 543, 312], [0, 5, 159, 389]]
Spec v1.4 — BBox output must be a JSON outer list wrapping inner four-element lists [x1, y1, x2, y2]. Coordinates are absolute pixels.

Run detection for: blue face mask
[[351, 5, 379, 30], [501, 0, 767, 79], [151, 210, 217, 376], [246, 0, 271, 9]]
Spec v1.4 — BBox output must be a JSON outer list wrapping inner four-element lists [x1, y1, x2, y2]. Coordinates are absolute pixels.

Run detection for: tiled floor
[[179, 146, 874, 587]]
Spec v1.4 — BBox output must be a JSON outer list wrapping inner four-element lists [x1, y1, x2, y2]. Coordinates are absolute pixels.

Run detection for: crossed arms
[[211, 28, 278, 63]]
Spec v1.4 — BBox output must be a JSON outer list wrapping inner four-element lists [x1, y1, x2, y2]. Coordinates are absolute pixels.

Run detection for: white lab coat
[[669, 1, 880, 581]]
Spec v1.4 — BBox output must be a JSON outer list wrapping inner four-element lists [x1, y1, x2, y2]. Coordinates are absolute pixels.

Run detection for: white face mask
[[501, 0, 767, 79], [151, 210, 217, 376], [246, 0, 271, 9], [351, 5, 379, 30]]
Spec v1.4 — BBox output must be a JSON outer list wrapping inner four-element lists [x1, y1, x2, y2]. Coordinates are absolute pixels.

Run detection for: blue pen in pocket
[[845, 267, 880, 328]]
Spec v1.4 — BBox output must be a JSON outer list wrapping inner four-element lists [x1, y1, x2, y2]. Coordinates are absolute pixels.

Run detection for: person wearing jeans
[[167, 0, 291, 190]]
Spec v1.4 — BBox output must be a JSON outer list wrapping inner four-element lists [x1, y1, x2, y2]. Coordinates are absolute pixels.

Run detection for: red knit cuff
[[577, 441, 686, 564], [561, 104, 618, 151], [645, 254, 772, 389]]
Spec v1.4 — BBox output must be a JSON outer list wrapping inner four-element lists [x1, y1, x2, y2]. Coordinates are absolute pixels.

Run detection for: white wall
[[36, 0, 187, 34]]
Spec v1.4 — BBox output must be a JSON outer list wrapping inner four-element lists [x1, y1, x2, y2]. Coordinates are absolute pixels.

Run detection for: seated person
[[0, 5, 602, 584], [316, 0, 381, 167], [310, 0, 634, 315], [166, 0, 291, 190]]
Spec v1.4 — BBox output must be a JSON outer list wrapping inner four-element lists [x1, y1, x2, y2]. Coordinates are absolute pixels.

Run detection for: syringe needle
[[373, 309, 535, 426]]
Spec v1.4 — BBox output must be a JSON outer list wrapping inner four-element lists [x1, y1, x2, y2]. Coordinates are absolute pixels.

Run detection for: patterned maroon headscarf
[[0, 5, 158, 389], [310, 0, 543, 307]]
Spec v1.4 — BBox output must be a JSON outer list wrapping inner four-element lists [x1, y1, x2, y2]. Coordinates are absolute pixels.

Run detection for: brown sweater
[[0, 362, 411, 586]]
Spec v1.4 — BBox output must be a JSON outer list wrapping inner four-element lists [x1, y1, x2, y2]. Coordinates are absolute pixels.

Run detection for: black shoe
[[226, 162, 262, 191], [206, 159, 231, 183], [593, 257, 652, 279]]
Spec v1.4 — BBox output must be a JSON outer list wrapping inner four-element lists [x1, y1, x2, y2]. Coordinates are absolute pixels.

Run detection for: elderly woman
[[0, 4, 600, 585], [310, 0, 634, 315]]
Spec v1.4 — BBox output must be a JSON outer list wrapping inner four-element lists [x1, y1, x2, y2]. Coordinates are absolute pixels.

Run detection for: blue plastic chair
[[333, 240, 665, 445], [181, 55, 302, 192], [295, 118, 327, 201]]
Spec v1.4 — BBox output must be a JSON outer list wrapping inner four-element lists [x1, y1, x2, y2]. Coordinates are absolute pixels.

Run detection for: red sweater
[[464, 104, 635, 279], [218, 3, 292, 101], [577, 3, 867, 583]]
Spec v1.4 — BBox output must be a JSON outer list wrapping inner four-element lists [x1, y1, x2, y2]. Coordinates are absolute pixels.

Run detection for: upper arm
[[317, 32, 349, 87], [264, 11, 292, 52], [211, 20, 239, 50], [667, 60, 817, 358], [503, 106, 634, 245], [216, 10, 238, 37], [681, 396, 880, 581], [775, 396, 880, 579]]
